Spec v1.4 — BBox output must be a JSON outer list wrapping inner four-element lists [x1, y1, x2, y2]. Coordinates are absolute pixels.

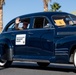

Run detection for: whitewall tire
[[74, 50, 76, 67], [0, 61, 5, 66], [0, 60, 12, 68]]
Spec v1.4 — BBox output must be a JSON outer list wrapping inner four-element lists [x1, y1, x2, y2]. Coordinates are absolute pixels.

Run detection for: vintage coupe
[[0, 12, 76, 68]]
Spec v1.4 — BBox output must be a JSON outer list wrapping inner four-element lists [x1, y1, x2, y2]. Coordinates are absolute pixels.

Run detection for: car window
[[70, 15, 76, 25], [43, 18, 52, 28], [33, 17, 50, 29], [6, 18, 30, 32], [52, 15, 74, 27], [16, 18, 30, 30], [7, 23, 15, 32]]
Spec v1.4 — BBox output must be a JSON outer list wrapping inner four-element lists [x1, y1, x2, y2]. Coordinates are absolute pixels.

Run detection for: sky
[[3, 0, 76, 27]]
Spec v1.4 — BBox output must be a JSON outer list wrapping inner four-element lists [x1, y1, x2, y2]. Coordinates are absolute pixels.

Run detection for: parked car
[[0, 12, 76, 68]]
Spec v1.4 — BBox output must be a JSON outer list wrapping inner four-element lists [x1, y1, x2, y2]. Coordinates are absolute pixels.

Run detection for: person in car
[[15, 18, 28, 30]]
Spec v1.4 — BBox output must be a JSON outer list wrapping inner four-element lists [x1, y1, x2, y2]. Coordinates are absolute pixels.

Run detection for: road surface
[[0, 61, 76, 75]]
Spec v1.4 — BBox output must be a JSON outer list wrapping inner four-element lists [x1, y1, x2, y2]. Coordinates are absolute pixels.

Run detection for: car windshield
[[52, 15, 76, 27], [70, 15, 76, 25]]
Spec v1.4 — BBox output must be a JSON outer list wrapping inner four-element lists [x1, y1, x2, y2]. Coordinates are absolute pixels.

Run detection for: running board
[[13, 58, 50, 63]]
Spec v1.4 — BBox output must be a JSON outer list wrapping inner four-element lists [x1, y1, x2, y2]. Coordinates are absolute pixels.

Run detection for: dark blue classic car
[[0, 12, 76, 68]]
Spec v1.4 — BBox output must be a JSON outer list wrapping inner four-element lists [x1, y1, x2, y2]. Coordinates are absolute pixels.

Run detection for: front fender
[[0, 38, 13, 61], [0, 38, 14, 47]]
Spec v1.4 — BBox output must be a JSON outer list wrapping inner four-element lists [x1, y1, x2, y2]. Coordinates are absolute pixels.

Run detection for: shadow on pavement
[[9, 61, 76, 73], [0, 67, 8, 70]]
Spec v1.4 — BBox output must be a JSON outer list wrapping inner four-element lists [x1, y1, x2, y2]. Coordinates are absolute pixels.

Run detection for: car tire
[[73, 49, 76, 67], [37, 62, 50, 67], [0, 60, 12, 68]]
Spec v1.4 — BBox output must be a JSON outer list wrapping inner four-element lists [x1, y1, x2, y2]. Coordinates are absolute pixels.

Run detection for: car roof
[[4, 12, 69, 25], [9, 12, 69, 22], [3, 12, 74, 32], [6, 12, 71, 25], [18, 12, 69, 18], [10, 12, 70, 22]]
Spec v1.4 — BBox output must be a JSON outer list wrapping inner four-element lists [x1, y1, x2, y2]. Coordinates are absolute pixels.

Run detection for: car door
[[6, 18, 31, 59], [28, 17, 55, 59], [11, 30, 29, 58]]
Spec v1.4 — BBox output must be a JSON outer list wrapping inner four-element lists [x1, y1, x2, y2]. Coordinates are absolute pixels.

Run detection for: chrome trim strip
[[55, 48, 68, 55], [55, 51, 68, 55], [55, 48, 68, 51], [57, 32, 76, 35], [13, 58, 50, 63]]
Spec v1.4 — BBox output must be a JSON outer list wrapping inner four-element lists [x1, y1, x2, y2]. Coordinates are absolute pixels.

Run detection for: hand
[[15, 18, 20, 24]]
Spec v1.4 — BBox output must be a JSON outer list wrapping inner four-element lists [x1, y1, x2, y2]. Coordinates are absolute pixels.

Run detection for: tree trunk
[[0, 0, 5, 33], [43, 0, 51, 12], [0, 7, 3, 33], [43, 0, 48, 11]]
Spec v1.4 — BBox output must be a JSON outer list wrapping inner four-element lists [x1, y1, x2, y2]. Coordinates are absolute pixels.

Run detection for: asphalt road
[[0, 61, 76, 75]]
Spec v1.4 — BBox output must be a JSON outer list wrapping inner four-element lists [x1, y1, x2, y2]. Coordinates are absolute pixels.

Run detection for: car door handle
[[28, 32, 33, 35], [47, 40, 51, 42], [11, 34, 15, 36]]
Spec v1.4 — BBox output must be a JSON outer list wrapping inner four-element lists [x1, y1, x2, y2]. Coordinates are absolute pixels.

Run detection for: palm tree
[[0, 0, 5, 32], [50, 2, 61, 12], [43, 0, 51, 11]]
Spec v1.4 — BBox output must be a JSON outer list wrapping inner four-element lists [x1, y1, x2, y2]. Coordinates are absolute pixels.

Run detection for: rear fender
[[55, 36, 76, 49], [55, 36, 76, 63]]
